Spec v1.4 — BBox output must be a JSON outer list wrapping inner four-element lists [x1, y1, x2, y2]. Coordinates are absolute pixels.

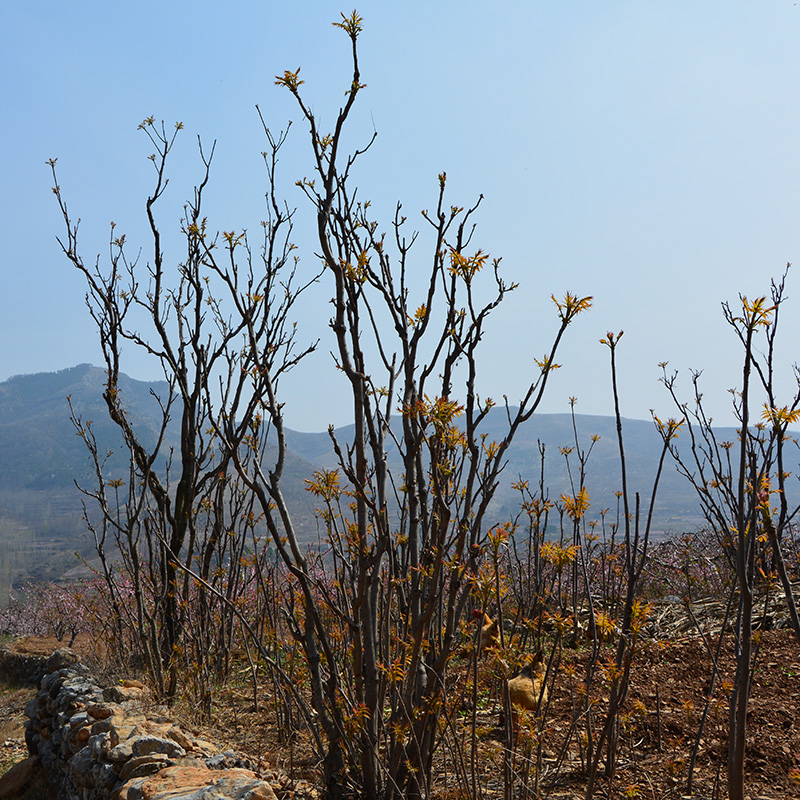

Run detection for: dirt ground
[[2, 630, 799, 799], [191, 629, 800, 800]]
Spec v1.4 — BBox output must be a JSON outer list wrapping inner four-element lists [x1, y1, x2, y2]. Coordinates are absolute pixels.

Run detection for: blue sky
[[3, 1, 800, 431]]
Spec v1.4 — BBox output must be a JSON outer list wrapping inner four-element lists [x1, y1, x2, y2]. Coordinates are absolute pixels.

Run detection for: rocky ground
[[1, 628, 799, 799], [0, 685, 33, 781]]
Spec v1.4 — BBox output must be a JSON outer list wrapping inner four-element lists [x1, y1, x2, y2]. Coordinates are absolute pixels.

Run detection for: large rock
[[45, 648, 80, 672], [113, 765, 278, 800], [0, 755, 42, 797]]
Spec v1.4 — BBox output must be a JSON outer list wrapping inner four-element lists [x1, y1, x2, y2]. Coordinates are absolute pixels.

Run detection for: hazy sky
[[3, 1, 800, 431]]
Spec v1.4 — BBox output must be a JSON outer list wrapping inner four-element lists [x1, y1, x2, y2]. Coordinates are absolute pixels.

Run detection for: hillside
[[0, 365, 739, 602], [285, 411, 713, 533], [0, 365, 323, 600]]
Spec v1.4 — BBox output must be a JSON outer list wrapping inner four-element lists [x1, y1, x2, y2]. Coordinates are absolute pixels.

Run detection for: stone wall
[[0, 647, 55, 686], [20, 648, 292, 800]]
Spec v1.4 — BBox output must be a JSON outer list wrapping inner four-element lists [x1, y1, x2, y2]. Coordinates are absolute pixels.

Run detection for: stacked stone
[[23, 648, 280, 800], [0, 648, 51, 686]]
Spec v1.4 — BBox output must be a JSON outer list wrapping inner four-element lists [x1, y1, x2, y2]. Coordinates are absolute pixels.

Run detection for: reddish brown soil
[[195, 629, 800, 800], [3, 630, 799, 799], [536, 629, 800, 800]]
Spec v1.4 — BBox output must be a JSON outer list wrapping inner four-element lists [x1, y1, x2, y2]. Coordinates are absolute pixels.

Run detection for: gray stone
[[45, 647, 80, 672], [109, 740, 134, 762], [130, 734, 186, 759], [24, 696, 40, 718], [119, 753, 172, 781], [69, 744, 96, 787], [89, 730, 112, 759]]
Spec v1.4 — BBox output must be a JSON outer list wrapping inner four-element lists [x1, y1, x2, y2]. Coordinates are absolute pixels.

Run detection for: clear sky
[[3, 1, 800, 431]]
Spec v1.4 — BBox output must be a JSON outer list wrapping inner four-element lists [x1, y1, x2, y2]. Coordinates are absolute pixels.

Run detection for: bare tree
[[661, 269, 800, 800], [49, 118, 313, 702], [582, 333, 681, 797], [54, 12, 590, 797], [220, 12, 591, 800]]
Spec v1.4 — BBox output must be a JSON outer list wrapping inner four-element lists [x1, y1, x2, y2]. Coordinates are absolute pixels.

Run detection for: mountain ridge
[[0, 364, 739, 601]]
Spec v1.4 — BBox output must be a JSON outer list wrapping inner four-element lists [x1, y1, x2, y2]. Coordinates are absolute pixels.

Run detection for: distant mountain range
[[0, 364, 734, 601]]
